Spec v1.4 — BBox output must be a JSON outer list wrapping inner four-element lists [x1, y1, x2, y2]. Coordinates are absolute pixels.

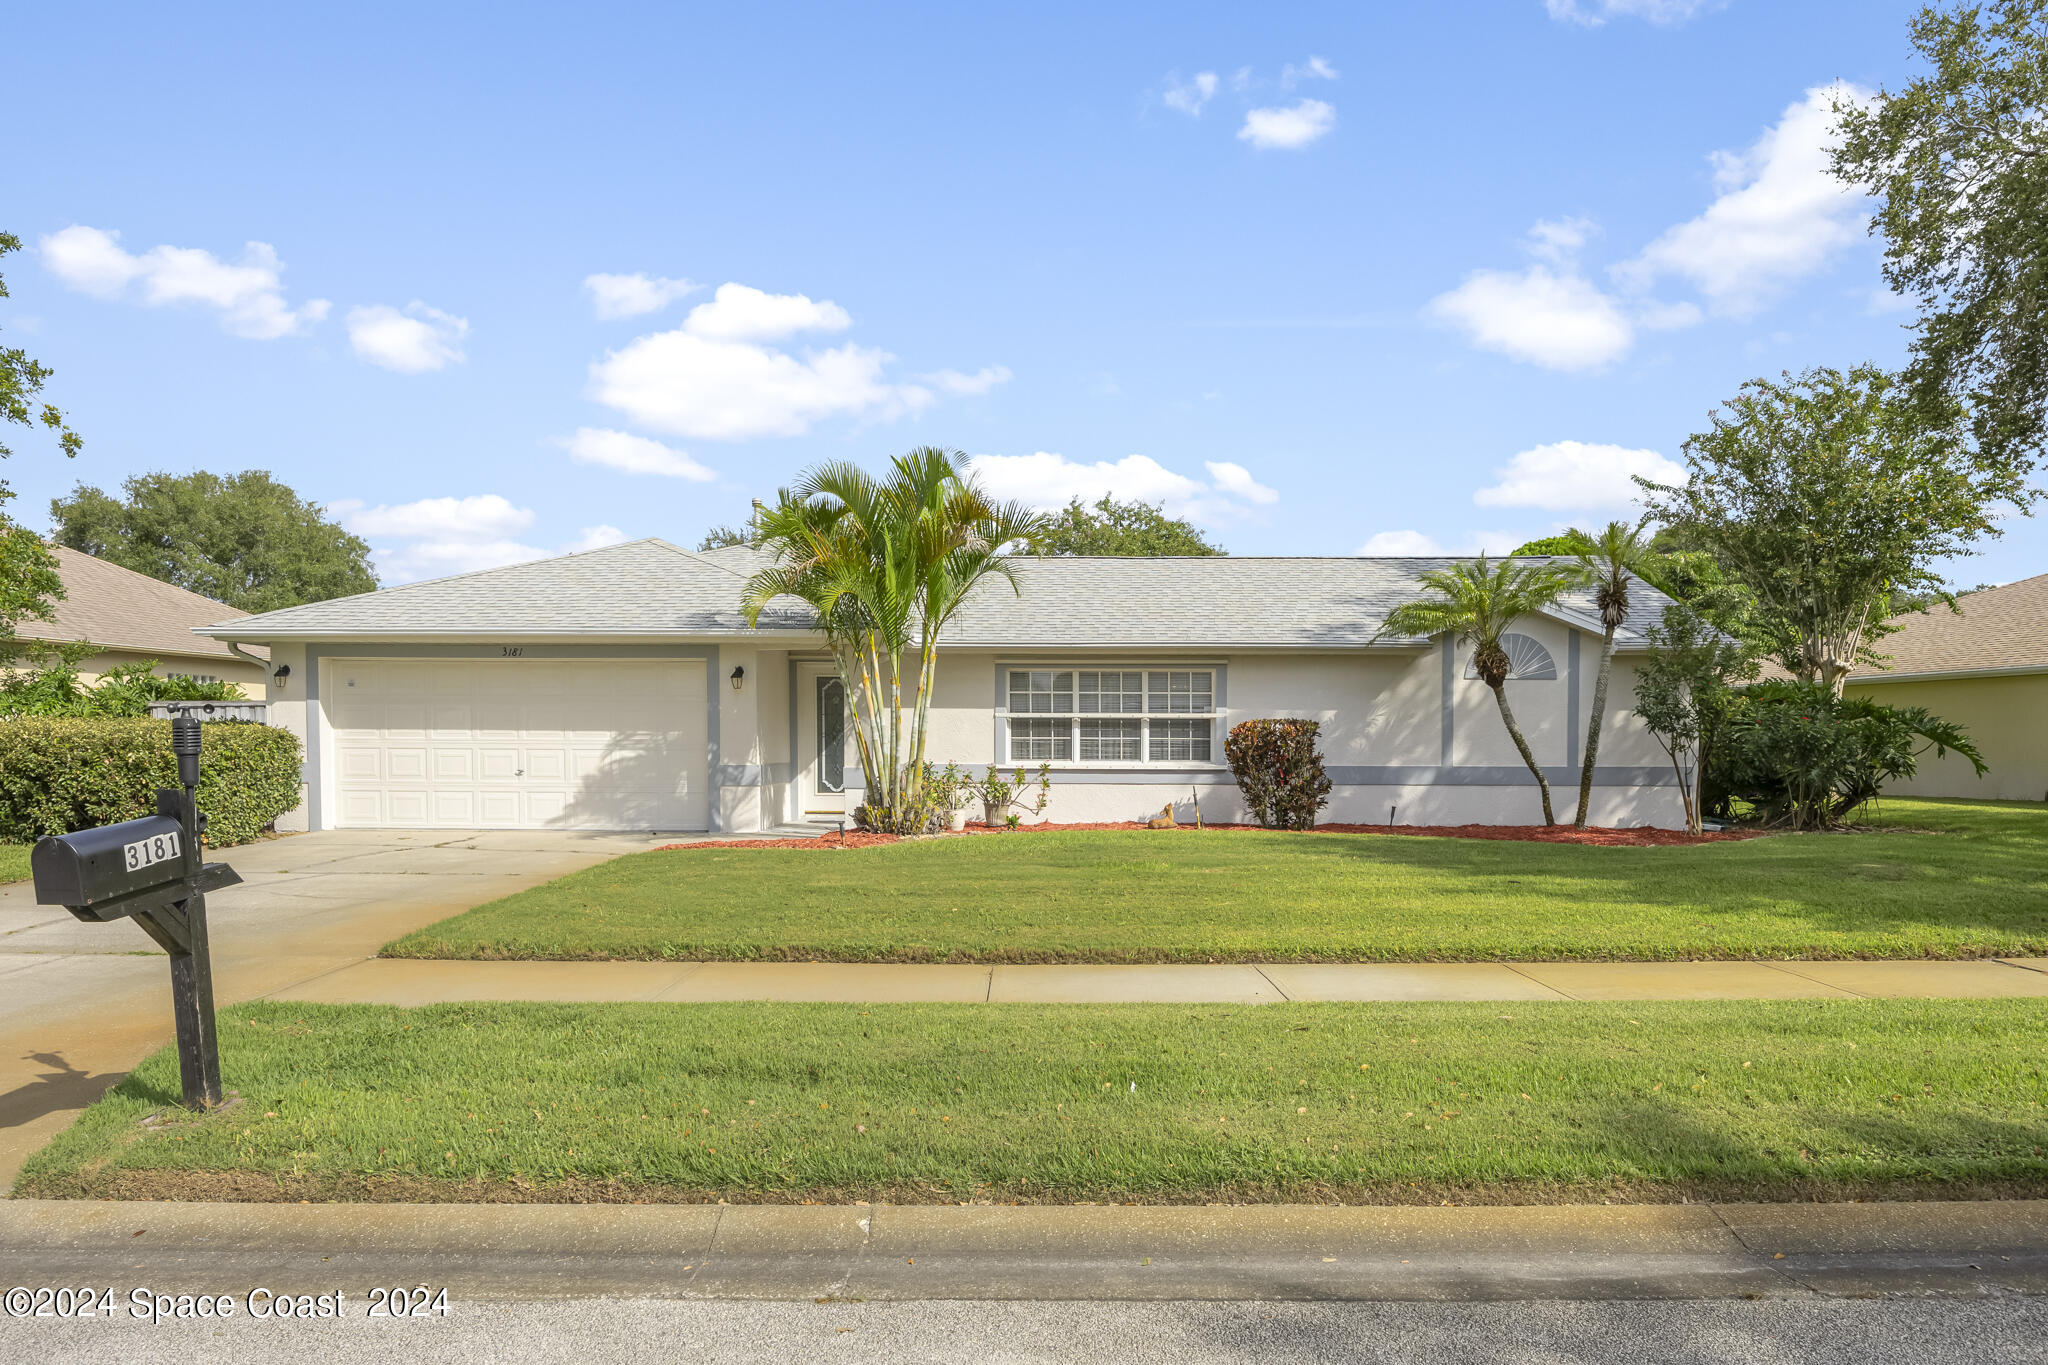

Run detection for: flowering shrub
[[1224, 719, 1333, 831]]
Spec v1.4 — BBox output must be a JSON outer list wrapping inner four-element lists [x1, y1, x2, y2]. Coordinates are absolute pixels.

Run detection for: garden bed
[[668, 821, 1761, 853]]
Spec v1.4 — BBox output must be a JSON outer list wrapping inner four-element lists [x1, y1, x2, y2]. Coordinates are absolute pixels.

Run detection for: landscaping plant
[[1707, 680, 1985, 828], [0, 716, 301, 845], [1224, 718, 1333, 830], [0, 655, 243, 717], [1563, 519, 1666, 830], [1633, 605, 1757, 833], [962, 762, 1051, 828], [742, 449, 1049, 832], [1377, 556, 1587, 825]]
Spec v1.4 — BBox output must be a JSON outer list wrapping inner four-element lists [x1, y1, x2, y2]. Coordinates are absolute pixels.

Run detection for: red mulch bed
[[662, 821, 1758, 852]]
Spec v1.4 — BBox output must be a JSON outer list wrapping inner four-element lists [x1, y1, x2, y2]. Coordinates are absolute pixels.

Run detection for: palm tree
[[1379, 556, 1586, 825], [1566, 520, 1665, 829], [741, 448, 1048, 830]]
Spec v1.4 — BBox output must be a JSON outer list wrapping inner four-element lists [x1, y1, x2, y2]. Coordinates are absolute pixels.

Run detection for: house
[[1843, 573, 2048, 802], [14, 546, 269, 698], [199, 539, 1686, 834]]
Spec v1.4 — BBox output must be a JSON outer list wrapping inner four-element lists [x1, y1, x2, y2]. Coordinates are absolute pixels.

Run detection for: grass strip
[[20, 998, 2047, 1205], [0, 843, 30, 886], [383, 799, 2048, 964]]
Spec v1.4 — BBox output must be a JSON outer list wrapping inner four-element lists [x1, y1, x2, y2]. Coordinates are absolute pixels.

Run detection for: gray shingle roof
[[207, 539, 1676, 649]]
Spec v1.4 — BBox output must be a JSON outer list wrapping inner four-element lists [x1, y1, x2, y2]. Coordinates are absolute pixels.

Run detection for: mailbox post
[[31, 716, 244, 1109]]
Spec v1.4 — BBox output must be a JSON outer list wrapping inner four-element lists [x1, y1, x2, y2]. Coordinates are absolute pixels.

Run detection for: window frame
[[1000, 664, 1225, 769]]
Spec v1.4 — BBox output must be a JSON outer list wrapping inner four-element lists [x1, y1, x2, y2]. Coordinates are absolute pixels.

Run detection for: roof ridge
[[649, 538, 754, 581]]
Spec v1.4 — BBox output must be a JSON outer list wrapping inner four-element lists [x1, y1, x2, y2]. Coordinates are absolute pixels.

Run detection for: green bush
[[0, 717, 302, 846], [0, 658, 244, 718], [1706, 680, 1985, 828], [1225, 719, 1333, 830]]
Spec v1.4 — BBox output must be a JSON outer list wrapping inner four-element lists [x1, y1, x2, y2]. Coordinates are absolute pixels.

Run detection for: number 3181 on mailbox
[[125, 830, 181, 872]]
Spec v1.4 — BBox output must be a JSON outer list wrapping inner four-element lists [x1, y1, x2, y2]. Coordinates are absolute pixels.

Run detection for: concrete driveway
[[0, 828, 671, 1188]]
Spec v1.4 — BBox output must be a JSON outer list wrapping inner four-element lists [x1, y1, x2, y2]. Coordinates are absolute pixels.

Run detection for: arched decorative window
[[1464, 632, 1558, 681]]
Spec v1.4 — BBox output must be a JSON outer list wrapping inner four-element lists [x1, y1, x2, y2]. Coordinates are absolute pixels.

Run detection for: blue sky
[[10, 0, 2039, 587]]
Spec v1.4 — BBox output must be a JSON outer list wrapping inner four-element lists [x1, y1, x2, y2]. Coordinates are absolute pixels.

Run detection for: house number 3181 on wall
[[500, 646, 525, 658]]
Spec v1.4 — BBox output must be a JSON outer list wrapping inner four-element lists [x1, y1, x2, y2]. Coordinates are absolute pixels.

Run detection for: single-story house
[[14, 546, 269, 697], [1844, 572, 2048, 802], [199, 539, 1686, 834]]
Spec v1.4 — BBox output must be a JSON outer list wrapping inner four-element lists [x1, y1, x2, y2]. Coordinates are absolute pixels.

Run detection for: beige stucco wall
[[1845, 673, 2048, 802], [76, 647, 268, 700]]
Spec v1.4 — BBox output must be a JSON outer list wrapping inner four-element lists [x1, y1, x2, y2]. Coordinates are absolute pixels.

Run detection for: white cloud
[[680, 282, 850, 342], [921, 365, 1012, 396], [1427, 265, 1633, 371], [966, 452, 1275, 524], [39, 225, 330, 339], [332, 494, 627, 583], [1238, 99, 1336, 150], [1162, 71, 1219, 115], [1356, 528, 1527, 557], [1636, 298, 1703, 330], [1620, 84, 1870, 317], [584, 272, 699, 319], [563, 524, 628, 554], [346, 301, 468, 373], [1472, 440, 1686, 511], [1204, 460, 1279, 505], [1525, 216, 1598, 263], [1545, 0, 1720, 25], [1281, 55, 1339, 87], [588, 280, 992, 440], [559, 427, 717, 481]]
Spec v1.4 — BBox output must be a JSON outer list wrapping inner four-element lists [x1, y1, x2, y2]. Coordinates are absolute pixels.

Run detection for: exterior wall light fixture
[[730, 665, 745, 691]]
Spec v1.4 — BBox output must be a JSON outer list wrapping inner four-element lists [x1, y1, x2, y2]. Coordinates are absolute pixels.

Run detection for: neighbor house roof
[[17, 546, 266, 665], [205, 538, 1677, 650], [1848, 572, 2048, 682]]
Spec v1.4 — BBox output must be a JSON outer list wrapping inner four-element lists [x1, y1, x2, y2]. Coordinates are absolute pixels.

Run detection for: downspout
[[226, 642, 269, 672]]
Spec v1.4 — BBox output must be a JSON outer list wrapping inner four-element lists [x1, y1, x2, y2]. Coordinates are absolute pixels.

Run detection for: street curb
[[3, 1199, 2044, 1302]]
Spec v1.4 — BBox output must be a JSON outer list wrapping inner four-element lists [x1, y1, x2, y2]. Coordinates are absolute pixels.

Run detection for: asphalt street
[[6, 1295, 2048, 1363]]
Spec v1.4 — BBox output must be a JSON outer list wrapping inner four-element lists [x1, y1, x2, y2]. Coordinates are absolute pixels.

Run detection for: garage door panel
[[330, 659, 708, 831]]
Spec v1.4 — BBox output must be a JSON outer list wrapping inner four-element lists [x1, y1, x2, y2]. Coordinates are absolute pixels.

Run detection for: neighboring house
[[14, 546, 269, 698], [201, 539, 1684, 834], [1844, 573, 2048, 802]]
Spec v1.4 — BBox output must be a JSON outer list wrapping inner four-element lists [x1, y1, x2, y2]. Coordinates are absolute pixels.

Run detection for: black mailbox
[[28, 717, 243, 1109]]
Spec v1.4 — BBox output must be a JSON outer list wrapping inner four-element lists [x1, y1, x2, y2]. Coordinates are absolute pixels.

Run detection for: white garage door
[[326, 659, 709, 831]]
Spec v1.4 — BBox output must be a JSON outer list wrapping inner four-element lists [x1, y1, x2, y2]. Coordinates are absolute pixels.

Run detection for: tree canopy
[[1038, 495, 1224, 556], [1833, 0, 2048, 484], [1638, 364, 2003, 692], [51, 470, 378, 613], [0, 230, 75, 650]]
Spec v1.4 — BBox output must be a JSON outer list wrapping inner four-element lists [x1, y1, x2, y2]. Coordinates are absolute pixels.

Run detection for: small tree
[[1639, 364, 2006, 694], [1225, 719, 1333, 830], [1378, 556, 1586, 825], [1633, 606, 1757, 833], [1565, 520, 1665, 830]]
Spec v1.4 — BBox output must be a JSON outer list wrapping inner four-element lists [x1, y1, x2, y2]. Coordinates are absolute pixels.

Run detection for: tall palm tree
[[1379, 556, 1586, 825], [1566, 520, 1666, 829], [741, 448, 1048, 830]]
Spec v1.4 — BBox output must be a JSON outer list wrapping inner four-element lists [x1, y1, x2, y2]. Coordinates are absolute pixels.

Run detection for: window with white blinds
[[1005, 668, 1218, 765]]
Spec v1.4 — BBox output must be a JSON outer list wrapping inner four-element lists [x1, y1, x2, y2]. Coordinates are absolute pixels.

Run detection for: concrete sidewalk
[[3, 1196, 2044, 1302], [268, 955, 2048, 1005]]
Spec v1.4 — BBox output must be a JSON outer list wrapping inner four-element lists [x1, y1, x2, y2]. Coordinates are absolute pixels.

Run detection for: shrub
[[0, 717, 302, 846], [0, 658, 245, 718], [1225, 719, 1333, 830], [1707, 680, 1985, 828]]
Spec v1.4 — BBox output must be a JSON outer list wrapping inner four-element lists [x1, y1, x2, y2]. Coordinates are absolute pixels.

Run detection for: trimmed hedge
[[0, 718, 302, 847]]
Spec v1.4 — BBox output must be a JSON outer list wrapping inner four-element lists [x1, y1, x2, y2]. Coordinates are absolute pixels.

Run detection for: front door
[[796, 663, 850, 823]]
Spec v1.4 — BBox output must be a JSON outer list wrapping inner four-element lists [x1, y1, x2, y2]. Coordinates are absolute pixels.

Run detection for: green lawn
[[20, 998, 2046, 1204], [0, 843, 29, 885], [385, 798, 2048, 964]]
